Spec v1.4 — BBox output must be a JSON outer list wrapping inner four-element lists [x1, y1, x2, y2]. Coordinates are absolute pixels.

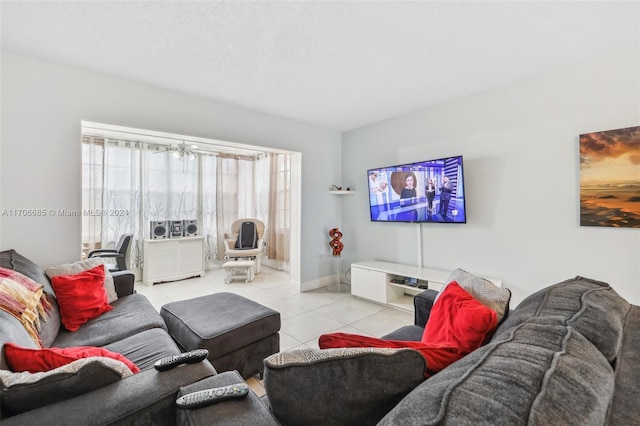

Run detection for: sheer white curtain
[[81, 137, 106, 258], [83, 139, 202, 271], [266, 153, 291, 271], [101, 141, 142, 268], [215, 155, 262, 260], [201, 155, 218, 265], [82, 137, 290, 273]]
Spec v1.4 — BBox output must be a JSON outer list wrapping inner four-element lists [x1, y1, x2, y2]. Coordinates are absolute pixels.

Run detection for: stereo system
[[150, 219, 199, 239]]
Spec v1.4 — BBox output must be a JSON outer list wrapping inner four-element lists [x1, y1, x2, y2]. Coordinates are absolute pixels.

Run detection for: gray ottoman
[[160, 292, 281, 379]]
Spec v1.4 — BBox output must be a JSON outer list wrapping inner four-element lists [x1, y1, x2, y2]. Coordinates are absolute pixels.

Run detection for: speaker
[[182, 219, 198, 237], [170, 220, 183, 238], [150, 221, 169, 239]]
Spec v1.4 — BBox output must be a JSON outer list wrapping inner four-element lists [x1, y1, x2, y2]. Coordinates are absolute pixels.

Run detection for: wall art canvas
[[580, 125, 640, 228]]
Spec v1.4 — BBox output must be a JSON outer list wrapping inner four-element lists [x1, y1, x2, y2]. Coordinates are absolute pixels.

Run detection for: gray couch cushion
[[0, 357, 133, 417], [495, 276, 630, 362], [606, 305, 640, 425], [52, 293, 166, 348], [381, 324, 424, 341], [0, 311, 40, 370], [380, 317, 614, 425], [104, 328, 181, 371], [264, 347, 427, 426], [0, 360, 217, 426]]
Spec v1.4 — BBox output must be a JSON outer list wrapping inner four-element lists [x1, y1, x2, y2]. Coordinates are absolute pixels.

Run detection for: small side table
[[326, 254, 351, 293]]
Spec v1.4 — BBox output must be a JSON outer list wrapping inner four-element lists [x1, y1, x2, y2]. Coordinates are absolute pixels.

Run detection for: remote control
[[154, 349, 209, 371], [176, 383, 250, 409]]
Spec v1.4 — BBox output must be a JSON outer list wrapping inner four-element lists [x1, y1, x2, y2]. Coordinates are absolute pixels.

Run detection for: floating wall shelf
[[328, 190, 356, 195]]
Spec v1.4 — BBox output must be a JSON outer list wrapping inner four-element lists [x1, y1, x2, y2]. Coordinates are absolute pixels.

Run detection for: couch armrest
[[1, 361, 217, 426], [111, 270, 135, 297], [264, 348, 426, 426], [414, 289, 438, 327]]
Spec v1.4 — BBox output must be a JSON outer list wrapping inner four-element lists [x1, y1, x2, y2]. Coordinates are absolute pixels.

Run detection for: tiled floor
[[136, 265, 414, 396]]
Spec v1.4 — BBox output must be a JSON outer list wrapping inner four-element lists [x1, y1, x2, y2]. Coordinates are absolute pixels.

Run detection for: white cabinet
[[351, 261, 501, 312], [143, 236, 205, 285], [351, 266, 402, 304]]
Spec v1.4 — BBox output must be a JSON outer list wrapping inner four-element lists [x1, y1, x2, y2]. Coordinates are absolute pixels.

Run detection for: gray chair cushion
[[264, 347, 427, 426], [495, 276, 630, 362], [380, 317, 614, 425]]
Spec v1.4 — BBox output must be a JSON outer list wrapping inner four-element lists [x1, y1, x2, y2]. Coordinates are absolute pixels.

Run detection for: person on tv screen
[[426, 177, 436, 213], [369, 171, 388, 197], [439, 176, 453, 219], [398, 173, 418, 221], [369, 170, 389, 220], [400, 174, 417, 199]]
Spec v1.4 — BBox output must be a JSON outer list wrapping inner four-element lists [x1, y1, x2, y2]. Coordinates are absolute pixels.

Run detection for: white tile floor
[[135, 265, 414, 396]]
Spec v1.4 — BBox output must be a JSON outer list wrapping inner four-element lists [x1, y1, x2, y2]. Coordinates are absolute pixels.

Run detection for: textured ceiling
[[2, 1, 639, 132]]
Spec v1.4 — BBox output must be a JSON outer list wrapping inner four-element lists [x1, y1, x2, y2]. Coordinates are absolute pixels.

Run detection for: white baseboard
[[300, 274, 349, 292]]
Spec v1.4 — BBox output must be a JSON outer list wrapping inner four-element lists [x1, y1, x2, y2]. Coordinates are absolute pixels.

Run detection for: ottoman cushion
[[160, 293, 281, 360]]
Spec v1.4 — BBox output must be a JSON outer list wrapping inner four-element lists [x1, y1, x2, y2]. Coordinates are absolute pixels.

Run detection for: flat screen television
[[367, 155, 466, 223]]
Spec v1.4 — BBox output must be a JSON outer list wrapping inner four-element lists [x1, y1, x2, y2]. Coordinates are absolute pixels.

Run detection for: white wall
[[342, 49, 640, 305], [0, 53, 343, 285]]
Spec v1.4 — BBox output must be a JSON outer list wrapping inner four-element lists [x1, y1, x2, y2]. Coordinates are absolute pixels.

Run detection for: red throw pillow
[[50, 265, 113, 331], [4, 342, 140, 373], [422, 281, 498, 354], [319, 332, 463, 376]]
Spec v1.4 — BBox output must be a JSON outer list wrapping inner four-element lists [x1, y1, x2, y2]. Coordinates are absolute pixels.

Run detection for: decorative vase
[[329, 228, 344, 256]]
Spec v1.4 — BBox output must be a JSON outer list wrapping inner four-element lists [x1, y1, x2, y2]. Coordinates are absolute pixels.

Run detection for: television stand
[[350, 261, 452, 312], [351, 261, 501, 313]]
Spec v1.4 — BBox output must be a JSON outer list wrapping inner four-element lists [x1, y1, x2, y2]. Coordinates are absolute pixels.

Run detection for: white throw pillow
[[46, 258, 118, 303]]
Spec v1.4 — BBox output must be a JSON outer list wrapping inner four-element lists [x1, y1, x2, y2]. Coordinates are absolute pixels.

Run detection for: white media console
[[350, 260, 501, 312]]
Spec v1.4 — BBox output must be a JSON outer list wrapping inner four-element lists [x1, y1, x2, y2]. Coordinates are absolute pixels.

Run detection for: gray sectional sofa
[[2, 246, 638, 425], [195, 275, 639, 425], [0, 250, 216, 425], [379, 276, 639, 425]]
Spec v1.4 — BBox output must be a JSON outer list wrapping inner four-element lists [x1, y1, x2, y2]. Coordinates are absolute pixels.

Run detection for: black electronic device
[[176, 383, 249, 409], [154, 349, 209, 372], [404, 277, 418, 287]]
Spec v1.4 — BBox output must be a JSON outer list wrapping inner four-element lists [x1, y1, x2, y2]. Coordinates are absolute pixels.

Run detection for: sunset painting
[[580, 125, 640, 228]]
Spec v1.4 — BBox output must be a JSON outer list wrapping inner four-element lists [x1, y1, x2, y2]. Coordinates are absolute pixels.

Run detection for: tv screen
[[367, 155, 466, 223]]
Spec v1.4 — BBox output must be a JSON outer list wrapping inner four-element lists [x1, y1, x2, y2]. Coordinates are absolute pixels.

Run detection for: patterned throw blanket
[[0, 267, 52, 347]]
